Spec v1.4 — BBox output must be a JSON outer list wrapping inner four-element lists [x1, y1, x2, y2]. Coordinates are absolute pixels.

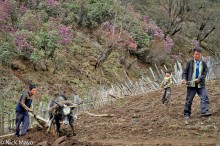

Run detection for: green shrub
[[120, 14, 150, 48], [34, 30, 61, 59], [32, 30, 61, 71], [20, 10, 42, 31], [0, 42, 18, 66], [79, 0, 117, 28], [61, 2, 79, 25], [87, 0, 116, 22]]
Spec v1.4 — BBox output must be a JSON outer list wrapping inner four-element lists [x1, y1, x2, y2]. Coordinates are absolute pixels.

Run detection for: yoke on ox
[[48, 94, 80, 136]]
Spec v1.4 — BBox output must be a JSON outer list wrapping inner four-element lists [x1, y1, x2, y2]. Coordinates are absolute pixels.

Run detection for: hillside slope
[[1, 80, 220, 146]]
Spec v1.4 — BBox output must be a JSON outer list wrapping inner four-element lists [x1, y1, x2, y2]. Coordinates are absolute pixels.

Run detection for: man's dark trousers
[[15, 111, 29, 136], [184, 86, 209, 116]]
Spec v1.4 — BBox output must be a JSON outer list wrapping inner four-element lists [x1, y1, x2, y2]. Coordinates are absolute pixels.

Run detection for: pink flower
[[127, 42, 137, 50], [127, 38, 137, 50], [164, 37, 174, 53], [146, 22, 164, 39], [101, 21, 112, 32], [58, 25, 73, 45], [19, 3, 27, 14], [15, 33, 34, 55], [0, 25, 17, 33], [0, 1, 11, 21], [192, 38, 199, 48], [170, 55, 179, 61], [47, 0, 59, 7], [143, 16, 150, 24], [154, 28, 164, 39]]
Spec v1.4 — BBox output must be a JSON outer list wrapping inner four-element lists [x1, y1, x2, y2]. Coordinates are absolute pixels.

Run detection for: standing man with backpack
[[182, 48, 212, 119]]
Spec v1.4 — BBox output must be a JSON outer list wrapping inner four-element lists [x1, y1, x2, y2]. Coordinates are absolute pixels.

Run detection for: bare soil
[[1, 80, 220, 146]]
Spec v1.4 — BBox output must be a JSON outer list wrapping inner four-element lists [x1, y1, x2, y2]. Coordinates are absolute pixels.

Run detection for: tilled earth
[[1, 80, 220, 146]]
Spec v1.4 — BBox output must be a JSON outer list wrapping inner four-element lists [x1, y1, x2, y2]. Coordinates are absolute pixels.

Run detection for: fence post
[[155, 64, 162, 80], [124, 71, 133, 86], [12, 113, 15, 128], [90, 92, 94, 109], [161, 69, 165, 77], [149, 67, 157, 81], [0, 113, 2, 135], [146, 76, 156, 90], [42, 104, 47, 119], [10, 113, 13, 129], [0, 101, 4, 135], [164, 65, 168, 70], [87, 90, 94, 109], [38, 102, 43, 117], [111, 84, 115, 95], [8, 113, 11, 129], [73, 95, 80, 114], [174, 63, 180, 84], [46, 101, 51, 120], [177, 61, 183, 74]]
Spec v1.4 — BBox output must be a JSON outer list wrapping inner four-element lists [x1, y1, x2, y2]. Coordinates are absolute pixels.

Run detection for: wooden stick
[[18, 101, 48, 127], [0, 133, 15, 138], [108, 94, 122, 99], [0, 126, 37, 138], [28, 112, 48, 128], [85, 111, 114, 117]]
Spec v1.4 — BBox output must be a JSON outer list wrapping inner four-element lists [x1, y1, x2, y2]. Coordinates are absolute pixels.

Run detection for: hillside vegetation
[[0, 0, 220, 100]]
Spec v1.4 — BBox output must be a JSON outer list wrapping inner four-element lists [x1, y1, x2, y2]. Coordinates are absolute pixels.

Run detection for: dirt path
[[1, 80, 220, 146]]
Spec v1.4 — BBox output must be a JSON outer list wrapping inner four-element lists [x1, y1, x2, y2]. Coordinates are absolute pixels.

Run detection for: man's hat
[[193, 47, 202, 53], [29, 83, 36, 90]]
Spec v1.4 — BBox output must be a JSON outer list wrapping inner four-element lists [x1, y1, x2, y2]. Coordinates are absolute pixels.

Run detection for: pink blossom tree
[[15, 32, 35, 57], [164, 36, 174, 53], [191, 38, 199, 48], [58, 25, 73, 45], [0, 1, 12, 22], [95, 21, 138, 69], [145, 17, 174, 53]]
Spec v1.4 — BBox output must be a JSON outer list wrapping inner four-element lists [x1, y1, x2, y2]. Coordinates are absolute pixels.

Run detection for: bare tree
[[196, 18, 216, 54], [166, 0, 186, 37], [157, 0, 190, 38], [95, 22, 137, 69], [187, 1, 218, 54], [95, 25, 118, 69], [157, 0, 218, 54]]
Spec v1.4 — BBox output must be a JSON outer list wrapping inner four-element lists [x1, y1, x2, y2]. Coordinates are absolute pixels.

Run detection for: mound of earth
[[1, 80, 220, 146]]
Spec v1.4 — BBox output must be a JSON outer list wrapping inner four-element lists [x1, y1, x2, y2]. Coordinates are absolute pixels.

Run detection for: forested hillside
[[0, 0, 220, 99]]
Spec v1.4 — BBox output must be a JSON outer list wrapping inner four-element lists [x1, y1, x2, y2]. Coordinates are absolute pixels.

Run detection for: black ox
[[48, 94, 82, 136]]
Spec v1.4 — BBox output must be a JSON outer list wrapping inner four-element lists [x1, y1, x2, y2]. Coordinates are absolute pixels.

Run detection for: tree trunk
[[95, 45, 114, 69], [200, 41, 215, 55]]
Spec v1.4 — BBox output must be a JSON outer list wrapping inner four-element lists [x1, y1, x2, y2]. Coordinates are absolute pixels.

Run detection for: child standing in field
[[160, 70, 173, 104]]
